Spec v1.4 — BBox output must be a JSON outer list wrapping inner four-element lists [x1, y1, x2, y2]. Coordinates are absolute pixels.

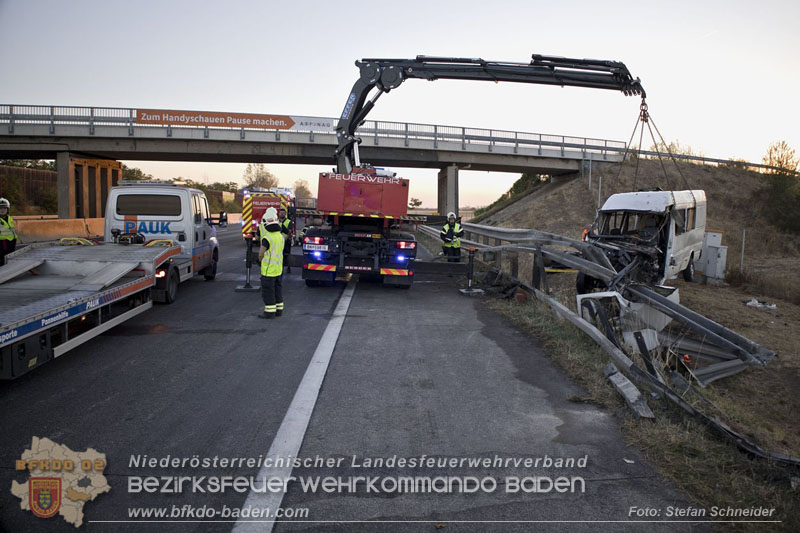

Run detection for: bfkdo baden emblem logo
[[29, 477, 62, 518]]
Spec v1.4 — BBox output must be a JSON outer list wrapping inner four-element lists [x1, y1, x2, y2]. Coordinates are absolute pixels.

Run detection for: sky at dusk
[[2, 0, 798, 207]]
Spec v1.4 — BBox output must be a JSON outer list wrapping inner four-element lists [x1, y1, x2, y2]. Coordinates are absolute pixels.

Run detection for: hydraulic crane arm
[[335, 54, 645, 173]]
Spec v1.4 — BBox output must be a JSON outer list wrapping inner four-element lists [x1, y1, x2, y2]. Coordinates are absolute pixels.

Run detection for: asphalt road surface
[[0, 225, 699, 532]]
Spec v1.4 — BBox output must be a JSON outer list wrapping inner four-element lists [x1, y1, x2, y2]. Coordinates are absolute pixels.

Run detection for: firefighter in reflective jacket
[[0, 198, 18, 265], [440, 211, 463, 262], [258, 207, 285, 319], [280, 208, 292, 274]]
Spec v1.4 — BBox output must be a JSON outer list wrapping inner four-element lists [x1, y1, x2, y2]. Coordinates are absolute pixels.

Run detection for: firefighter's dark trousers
[[0, 239, 16, 266], [283, 243, 291, 272], [260, 274, 284, 315], [442, 245, 461, 263]]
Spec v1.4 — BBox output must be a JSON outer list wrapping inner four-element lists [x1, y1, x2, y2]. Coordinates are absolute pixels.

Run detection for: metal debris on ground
[[744, 298, 777, 310], [604, 363, 655, 419], [427, 217, 799, 467]]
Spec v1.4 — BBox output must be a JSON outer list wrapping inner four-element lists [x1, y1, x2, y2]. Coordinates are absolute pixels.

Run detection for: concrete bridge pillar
[[437, 164, 459, 217], [56, 152, 121, 219], [56, 152, 71, 219]]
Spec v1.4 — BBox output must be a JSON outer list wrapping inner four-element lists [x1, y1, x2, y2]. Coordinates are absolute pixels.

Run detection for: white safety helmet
[[0, 198, 9, 209], [262, 207, 278, 225], [447, 211, 456, 220]]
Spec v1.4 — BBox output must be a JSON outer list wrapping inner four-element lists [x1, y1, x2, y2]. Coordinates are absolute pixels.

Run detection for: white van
[[104, 181, 220, 301], [586, 189, 706, 285]]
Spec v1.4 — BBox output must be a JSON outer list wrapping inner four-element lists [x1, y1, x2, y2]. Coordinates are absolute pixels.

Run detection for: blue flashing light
[[313, 251, 322, 259], [397, 254, 406, 262]]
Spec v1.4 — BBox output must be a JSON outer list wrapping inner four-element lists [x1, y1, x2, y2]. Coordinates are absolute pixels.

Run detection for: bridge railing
[[1, 104, 789, 172], [364, 120, 622, 158], [0, 104, 625, 159]]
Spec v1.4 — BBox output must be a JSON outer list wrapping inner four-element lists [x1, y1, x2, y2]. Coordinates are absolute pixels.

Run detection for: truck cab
[[584, 189, 706, 287], [104, 181, 220, 300]]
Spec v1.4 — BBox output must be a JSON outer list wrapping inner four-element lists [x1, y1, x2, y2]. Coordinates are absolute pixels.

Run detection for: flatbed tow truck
[[0, 181, 219, 379]]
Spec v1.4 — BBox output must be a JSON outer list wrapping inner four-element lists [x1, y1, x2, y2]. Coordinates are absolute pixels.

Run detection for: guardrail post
[[538, 133, 542, 155], [510, 251, 519, 278], [8, 105, 13, 134], [275, 129, 280, 141], [49, 106, 55, 134], [167, 125, 172, 137], [514, 131, 518, 154], [532, 246, 548, 293], [604, 139, 607, 160], [89, 108, 95, 135], [582, 137, 587, 158], [310, 130, 315, 143], [404, 123, 409, 147], [433, 125, 438, 149], [461, 127, 466, 150], [489, 130, 493, 152], [561, 135, 565, 157], [495, 237, 503, 268], [467, 248, 476, 288], [128, 109, 134, 136], [204, 126, 209, 138]]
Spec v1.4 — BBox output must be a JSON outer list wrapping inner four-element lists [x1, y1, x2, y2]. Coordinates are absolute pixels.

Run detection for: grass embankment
[[486, 295, 799, 532]]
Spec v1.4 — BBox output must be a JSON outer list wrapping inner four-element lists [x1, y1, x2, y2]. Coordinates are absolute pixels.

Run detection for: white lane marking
[[233, 279, 357, 533]]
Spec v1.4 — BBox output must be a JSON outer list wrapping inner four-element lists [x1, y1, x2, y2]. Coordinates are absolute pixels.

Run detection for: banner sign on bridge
[[135, 109, 334, 132]]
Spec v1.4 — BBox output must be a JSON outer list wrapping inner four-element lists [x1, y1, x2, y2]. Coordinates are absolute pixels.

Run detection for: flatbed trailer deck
[[0, 242, 183, 379]]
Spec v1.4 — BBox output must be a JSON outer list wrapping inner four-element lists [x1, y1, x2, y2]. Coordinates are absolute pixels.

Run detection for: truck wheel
[[204, 251, 218, 281], [682, 255, 695, 282], [165, 269, 179, 304]]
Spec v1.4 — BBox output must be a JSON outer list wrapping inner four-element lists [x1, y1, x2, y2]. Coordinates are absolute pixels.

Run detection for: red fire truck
[[240, 188, 295, 242], [299, 167, 425, 288]]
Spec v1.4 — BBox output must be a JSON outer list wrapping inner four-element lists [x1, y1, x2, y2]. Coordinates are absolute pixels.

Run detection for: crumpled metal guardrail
[[418, 222, 797, 466]]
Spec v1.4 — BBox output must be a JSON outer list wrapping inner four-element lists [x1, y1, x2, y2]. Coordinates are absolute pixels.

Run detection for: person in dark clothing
[[280, 208, 292, 273]]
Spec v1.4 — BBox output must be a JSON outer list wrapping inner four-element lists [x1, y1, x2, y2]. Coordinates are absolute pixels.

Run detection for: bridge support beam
[[437, 164, 459, 217], [56, 152, 121, 219]]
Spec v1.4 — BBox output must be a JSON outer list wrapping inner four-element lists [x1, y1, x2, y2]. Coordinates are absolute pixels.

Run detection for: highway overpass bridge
[[0, 104, 625, 217]]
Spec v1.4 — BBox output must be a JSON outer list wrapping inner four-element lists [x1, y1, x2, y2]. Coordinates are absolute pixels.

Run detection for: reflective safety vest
[[281, 218, 291, 240], [261, 229, 285, 277], [441, 222, 462, 248], [0, 216, 16, 241]]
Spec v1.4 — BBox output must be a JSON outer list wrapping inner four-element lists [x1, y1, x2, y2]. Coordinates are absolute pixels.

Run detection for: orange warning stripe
[[379, 268, 410, 276], [305, 263, 336, 272]]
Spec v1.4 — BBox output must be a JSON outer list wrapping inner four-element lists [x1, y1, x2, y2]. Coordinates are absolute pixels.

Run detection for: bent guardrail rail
[[418, 221, 795, 466]]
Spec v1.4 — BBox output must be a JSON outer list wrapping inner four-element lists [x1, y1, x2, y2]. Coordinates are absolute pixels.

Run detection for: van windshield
[[116, 194, 182, 216], [598, 211, 665, 238]]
